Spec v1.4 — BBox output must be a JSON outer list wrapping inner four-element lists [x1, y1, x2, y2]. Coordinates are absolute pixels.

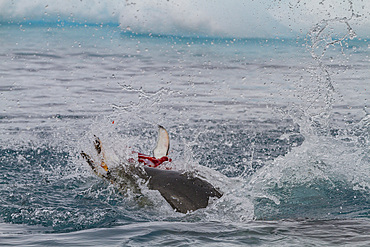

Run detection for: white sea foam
[[0, 0, 369, 38]]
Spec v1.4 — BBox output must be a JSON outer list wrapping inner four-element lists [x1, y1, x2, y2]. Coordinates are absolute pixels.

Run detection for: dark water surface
[[1, 219, 370, 246]]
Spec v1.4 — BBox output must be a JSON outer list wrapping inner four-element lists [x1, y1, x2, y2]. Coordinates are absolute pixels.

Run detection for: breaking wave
[[0, 0, 369, 38]]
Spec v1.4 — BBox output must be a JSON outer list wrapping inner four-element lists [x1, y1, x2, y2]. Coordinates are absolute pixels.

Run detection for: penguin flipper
[[153, 125, 170, 158]]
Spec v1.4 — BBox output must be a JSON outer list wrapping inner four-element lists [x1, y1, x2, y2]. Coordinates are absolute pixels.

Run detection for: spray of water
[[249, 0, 369, 220]]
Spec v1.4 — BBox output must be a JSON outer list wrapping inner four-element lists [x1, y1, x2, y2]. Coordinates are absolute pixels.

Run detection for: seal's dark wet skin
[[144, 167, 222, 213]]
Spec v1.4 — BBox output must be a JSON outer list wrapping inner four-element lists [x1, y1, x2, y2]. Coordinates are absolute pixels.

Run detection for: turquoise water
[[1, 1, 370, 246]]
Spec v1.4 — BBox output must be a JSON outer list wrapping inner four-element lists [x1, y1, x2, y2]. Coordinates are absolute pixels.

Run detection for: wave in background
[[0, 0, 369, 38]]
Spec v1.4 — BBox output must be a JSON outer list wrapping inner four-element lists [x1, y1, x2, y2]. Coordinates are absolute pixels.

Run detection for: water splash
[[249, 0, 369, 220], [305, 1, 357, 129], [281, 0, 360, 135]]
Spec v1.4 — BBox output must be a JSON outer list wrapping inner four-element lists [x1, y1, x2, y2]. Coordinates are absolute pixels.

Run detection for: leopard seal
[[81, 126, 222, 213]]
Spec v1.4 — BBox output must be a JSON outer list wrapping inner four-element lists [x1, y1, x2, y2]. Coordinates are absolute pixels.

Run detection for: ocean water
[[1, 1, 370, 246]]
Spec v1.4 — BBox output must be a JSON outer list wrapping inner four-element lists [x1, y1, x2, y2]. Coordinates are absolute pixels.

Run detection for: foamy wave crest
[[0, 0, 122, 24], [250, 133, 370, 219], [0, 0, 369, 38]]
